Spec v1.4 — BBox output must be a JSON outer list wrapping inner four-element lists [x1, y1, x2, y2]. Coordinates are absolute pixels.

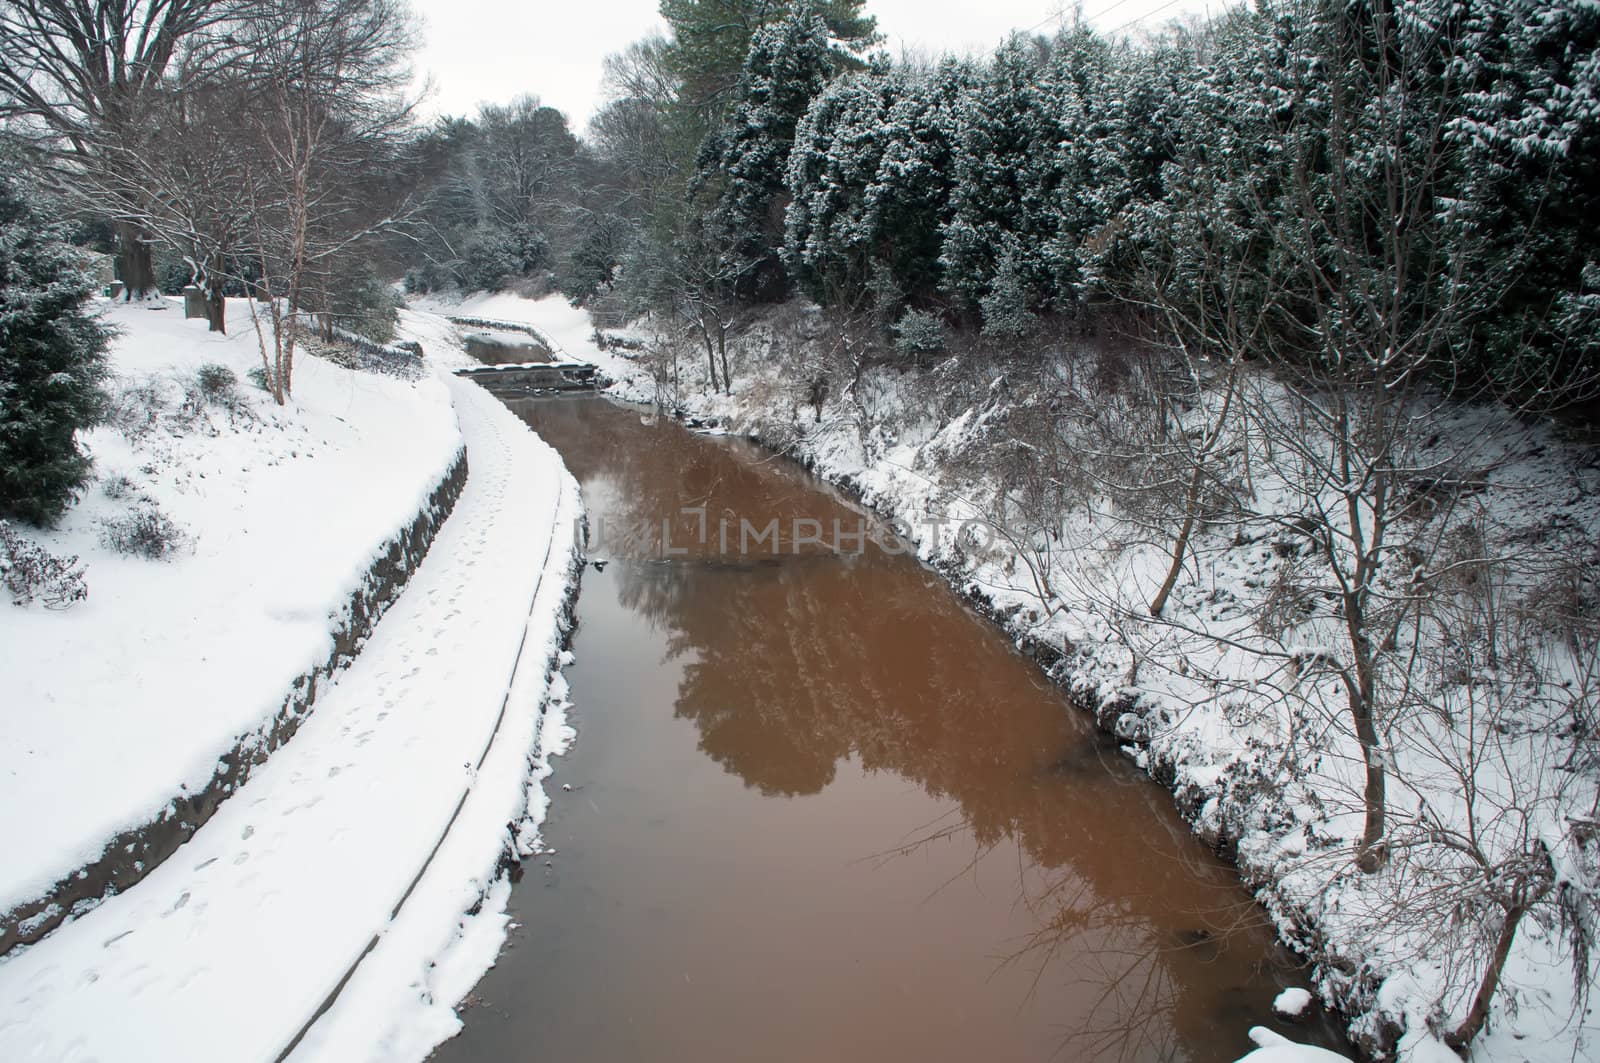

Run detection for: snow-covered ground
[[0, 301, 584, 1061], [430, 291, 1596, 1063], [0, 298, 460, 924]]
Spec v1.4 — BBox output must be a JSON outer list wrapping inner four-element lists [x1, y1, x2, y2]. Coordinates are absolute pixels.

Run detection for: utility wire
[[1107, 0, 1188, 36], [1022, 4, 1068, 35], [1083, 0, 1143, 26]]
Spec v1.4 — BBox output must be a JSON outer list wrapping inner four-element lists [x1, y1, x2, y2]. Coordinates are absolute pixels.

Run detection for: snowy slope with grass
[[0, 297, 460, 919], [0, 305, 585, 1063], [428, 291, 1596, 1063]]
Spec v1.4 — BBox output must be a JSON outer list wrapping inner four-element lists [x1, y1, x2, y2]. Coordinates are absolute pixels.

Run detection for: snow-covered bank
[[436, 292, 1597, 1063], [0, 366, 584, 1062], [0, 298, 462, 951]]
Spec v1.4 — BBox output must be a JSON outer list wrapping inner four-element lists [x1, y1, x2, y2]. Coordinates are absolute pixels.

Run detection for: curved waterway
[[434, 396, 1337, 1063]]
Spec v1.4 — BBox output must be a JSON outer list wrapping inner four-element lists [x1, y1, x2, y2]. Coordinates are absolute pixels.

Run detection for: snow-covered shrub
[[978, 246, 1035, 342], [893, 310, 947, 357], [0, 520, 87, 608], [108, 378, 171, 440], [247, 366, 272, 393], [99, 504, 188, 559], [0, 165, 113, 525], [195, 363, 238, 404], [101, 474, 136, 500]]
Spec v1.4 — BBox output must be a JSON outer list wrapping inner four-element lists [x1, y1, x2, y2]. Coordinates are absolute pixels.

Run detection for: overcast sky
[[409, 0, 1215, 132]]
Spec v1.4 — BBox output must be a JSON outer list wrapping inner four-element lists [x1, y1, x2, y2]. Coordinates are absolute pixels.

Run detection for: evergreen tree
[[660, 0, 877, 121], [783, 60, 902, 302], [696, 5, 841, 301], [1444, 0, 1600, 403], [866, 57, 972, 306], [0, 168, 111, 525], [939, 35, 1052, 316], [1035, 24, 1120, 313]]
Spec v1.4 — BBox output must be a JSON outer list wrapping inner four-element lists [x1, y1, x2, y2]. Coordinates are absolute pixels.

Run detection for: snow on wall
[[0, 298, 464, 953]]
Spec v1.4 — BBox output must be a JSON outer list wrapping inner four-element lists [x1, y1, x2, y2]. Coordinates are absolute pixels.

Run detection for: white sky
[[409, 0, 1215, 131]]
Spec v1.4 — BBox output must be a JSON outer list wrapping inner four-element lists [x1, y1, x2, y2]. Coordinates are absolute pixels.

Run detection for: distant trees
[[0, 0, 420, 400], [0, 167, 111, 524], [405, 97, 583, 296]]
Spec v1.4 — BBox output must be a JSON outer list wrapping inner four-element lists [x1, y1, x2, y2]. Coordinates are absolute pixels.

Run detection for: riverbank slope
[[0, 297, 462, 950], [434, 291, 1597, 1063], [0, 302, 585, 1062]]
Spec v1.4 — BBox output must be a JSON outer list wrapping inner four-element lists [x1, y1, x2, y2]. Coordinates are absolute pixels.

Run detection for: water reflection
[[438, 397, 1338, 1063]]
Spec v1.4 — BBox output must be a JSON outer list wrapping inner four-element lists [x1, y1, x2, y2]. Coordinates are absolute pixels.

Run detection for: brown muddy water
[[433, 396, 1342, 1063]]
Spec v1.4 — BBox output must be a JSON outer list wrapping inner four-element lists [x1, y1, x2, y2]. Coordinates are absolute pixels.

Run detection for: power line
[[1083, 0, 1143, 26], [1022, 4, 1068, 35], [1107, 0, 1188, 36]]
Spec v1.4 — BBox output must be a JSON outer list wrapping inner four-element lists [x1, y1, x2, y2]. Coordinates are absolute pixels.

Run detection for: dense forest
[[409, 0, 1600, 417]]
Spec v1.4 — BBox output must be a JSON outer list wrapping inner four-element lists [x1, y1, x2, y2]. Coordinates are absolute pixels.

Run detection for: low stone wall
[[0, 447, 470, 957], [447, 315, 563, 357]]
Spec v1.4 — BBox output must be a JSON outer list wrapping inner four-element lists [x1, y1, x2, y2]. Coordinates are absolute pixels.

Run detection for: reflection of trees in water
[[518, 398, 1301, 1061]]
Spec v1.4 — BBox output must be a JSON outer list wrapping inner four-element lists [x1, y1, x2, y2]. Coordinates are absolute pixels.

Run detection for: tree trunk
[[718, 327, 732, 395], [1150, 366, 1237, 618], [204, 293, 226, 333], [115, 221, 157, 299], [1446, 902, 1529, 1052], [1348, 643, 1388, 872], [701, 327, 720, 394], [1150, 463, 1204, 617], [204, 272, 227, 334]]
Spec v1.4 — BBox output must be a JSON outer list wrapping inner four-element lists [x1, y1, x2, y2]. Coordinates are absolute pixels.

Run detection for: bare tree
[[1371, 576, 1599, 1051], [0, 0, 251, 296], [236, 0, 418, 402], [665, 222, 756, 395], [85, 75, 263, 331]]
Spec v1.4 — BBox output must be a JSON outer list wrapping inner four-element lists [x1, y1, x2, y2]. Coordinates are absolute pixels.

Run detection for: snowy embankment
[[0, 304, 585, 1061], [0, 298, 462, 949], [435, 293, 1596, 1063]]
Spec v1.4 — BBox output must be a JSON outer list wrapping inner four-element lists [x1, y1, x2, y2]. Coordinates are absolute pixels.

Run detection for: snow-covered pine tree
[[661, 0, 877, 130], [696, 5, 842, 302], [1079, 32, 1195, 303], [784, 62, 898, 302], [0, 166, 112, 525], [1034, 23, 1121, 316], [864, 56, 973, 307], [1444, 0, 1600, 405], [939, 34, 1054, 318], [1109, 5, 1292, 340], [978, 237, 1036, 342]]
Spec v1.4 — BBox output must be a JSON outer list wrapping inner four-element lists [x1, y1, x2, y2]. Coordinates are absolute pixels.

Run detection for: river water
[[431, 396, 1334, 1063]]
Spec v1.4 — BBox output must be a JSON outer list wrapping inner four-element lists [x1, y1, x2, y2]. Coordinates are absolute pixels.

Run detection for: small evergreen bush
[[0, 166, 113, 525], [893, 310, 948, 356]]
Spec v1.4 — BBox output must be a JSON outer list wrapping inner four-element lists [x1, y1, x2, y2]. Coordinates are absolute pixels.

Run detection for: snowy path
[[0, 377, 582, 1062]]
